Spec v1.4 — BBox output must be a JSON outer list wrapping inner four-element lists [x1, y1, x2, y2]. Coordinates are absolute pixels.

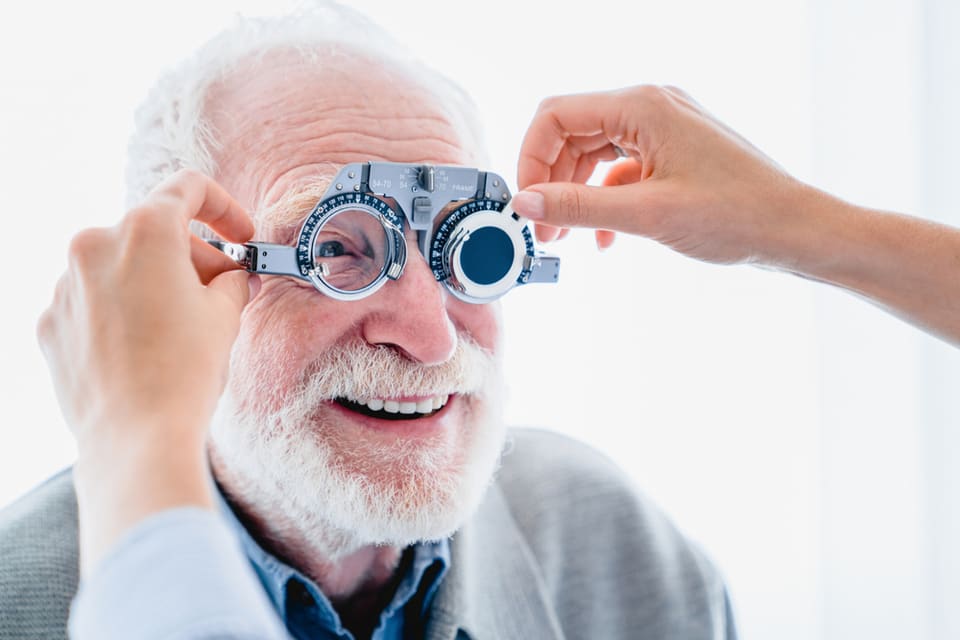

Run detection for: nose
[[358, 235, 457, 365]]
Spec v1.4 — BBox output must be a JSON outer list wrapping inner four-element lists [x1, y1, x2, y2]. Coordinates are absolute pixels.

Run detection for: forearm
[[69, 424, 290, 639], [73, 429, 214, 577], [774, 183, 960, 345]]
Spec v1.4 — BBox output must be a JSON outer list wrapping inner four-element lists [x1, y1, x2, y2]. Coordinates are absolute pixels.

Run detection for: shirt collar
[[211, 482, 450, 634]]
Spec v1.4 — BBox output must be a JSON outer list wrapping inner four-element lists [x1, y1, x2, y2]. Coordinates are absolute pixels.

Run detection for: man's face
[[205, 49, 506, 557]]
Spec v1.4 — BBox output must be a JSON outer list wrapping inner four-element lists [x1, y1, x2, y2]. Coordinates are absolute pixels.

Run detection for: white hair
[[124, 0, 489, 212]]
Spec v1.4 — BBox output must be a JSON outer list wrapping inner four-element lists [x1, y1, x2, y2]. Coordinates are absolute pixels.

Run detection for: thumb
[[207, 270, 260, 316], [511, 182, 657, 235]]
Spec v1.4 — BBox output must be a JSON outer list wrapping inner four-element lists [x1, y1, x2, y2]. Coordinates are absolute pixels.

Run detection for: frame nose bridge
[[397, 227, 444, 292]]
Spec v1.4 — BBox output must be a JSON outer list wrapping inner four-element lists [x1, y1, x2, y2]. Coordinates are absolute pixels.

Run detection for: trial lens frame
[[211, 161, 560, 303]]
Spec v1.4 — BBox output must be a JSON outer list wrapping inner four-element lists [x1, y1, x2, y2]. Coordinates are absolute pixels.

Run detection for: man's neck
[[226, 491, 403, 600]]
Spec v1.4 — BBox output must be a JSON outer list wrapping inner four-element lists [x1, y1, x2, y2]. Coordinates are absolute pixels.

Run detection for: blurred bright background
[[2, 0, 959, 638]]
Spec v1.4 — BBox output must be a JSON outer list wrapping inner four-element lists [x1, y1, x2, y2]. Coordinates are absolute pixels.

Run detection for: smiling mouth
[[334, 394, 450, 421]]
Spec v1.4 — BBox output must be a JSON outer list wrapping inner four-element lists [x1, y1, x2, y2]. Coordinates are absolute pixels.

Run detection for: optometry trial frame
[[210, 161, 560, 304]]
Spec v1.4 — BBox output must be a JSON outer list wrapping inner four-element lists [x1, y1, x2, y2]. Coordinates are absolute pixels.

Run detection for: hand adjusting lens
[[210, 162, 559, 304]]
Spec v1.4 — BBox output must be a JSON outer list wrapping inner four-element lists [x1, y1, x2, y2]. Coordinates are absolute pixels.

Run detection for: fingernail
[[248, 274, 262, 300], [511, 190, 545, 220]]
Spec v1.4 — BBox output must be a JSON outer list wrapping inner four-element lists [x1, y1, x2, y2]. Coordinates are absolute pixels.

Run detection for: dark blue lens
[[459, 226, 514, 285]]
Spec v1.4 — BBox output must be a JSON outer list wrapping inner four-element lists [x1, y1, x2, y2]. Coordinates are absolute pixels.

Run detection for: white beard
[[207, 334, 506, 561]]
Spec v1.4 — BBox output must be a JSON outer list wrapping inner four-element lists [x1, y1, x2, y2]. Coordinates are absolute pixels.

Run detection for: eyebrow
[[257, 181, 332, 232]]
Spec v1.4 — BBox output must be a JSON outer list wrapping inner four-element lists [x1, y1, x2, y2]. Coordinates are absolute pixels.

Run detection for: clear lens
[[311, 208, 389, 292]]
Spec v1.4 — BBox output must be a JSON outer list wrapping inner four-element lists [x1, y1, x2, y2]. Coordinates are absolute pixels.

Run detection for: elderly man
[[1, 5, 734, 640]]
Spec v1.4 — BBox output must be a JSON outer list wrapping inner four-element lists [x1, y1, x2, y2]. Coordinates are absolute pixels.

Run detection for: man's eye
[[316, 241, 346, 257]]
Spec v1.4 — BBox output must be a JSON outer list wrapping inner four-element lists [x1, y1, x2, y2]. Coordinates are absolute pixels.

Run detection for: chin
[[206, 346, 506, 559]]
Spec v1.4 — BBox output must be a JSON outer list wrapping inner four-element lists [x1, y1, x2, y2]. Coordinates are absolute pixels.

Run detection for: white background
[[2, 1, 959, 638]]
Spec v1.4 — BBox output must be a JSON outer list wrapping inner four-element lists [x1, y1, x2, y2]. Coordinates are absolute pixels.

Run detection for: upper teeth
[[350, 394, 449, 415]]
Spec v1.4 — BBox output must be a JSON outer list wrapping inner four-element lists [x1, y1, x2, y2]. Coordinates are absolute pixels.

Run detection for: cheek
[[449, 300, 501, 352], [230, 282, 360, 411]]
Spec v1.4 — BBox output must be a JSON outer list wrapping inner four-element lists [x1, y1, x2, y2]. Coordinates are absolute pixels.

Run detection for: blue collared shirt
[[214, 488, 450, 640], [69, 487, 450, 640]]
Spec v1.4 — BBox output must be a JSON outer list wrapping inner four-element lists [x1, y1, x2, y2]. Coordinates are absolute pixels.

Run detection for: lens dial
[[430, 199, 535, 303], [297, 192, 405, 300]]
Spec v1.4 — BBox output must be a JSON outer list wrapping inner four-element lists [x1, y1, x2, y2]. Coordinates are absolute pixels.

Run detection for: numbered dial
[[430, 199, 536, 303], [296, 192, 406, 301]]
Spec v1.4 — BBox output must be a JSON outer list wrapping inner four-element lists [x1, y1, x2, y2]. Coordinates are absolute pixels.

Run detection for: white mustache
[[294, 335, 498, 402]]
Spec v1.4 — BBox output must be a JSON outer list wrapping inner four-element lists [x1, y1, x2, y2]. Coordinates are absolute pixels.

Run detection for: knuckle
[[169, 167, 204, 192], [537, 95, 560, 113], [35, 304, 61, 353], [536, 95, 572, 127], [125, 205, 159, 224], [128, 204, 174, 230], [118, 206, 176, 248], [35, 309, 52, 343], [66, 228, 106, 265], [155, 185, 186, 209], [174, 167, 204, 182], [153, 168, 204, 205], [662, 84, 699, 107], [618, 85, 675, 147], [123, 206, 162, 234], [631, 84, 670, 107], [558, 188, 587, 227]]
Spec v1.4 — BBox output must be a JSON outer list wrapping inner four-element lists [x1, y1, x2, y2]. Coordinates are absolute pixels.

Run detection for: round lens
[[458, 226, 515, 285], [312, 208, 389, 292]]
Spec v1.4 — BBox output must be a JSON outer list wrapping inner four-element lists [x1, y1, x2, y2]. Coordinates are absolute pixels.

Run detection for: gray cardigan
[[0, 428, 736, 639]]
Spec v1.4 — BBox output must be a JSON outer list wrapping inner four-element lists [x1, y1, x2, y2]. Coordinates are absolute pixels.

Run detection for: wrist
[[762, 183, 928, 305], [759, 180, 865, 279], [74, 424, 212, 513], [74, 434, 214, 576], [75, 431, 212, 508], [74, 404, 210, 453]]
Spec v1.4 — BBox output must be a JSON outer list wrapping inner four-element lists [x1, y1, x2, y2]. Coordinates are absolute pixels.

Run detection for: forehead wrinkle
[[216, 83, 468, 160], [248, 123, 470, 172], [315, 130, 468, 156], [254, 122, 475, 234], [233, 126, 471, 214]]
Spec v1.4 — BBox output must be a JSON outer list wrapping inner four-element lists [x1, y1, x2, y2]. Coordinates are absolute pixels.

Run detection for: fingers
[[515, 84, 796, 266], [517, 91, 623, 189], [516, 87, 670, 245], [603, 158, 648, 186], [535, 223, 609, 248], [535, 223, 563, 243], [116, 171, 254, 286], [190, 235, 244, 285], [548, 133, 621, 184], [517, 87, 672, 190], [37, 272, 72, 357], [530, 142, 627, 244], [143, 169, 254, 243], [207, 270, 260, 317], [596, 230, 616, 249], [512, 180, 662, 236]]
